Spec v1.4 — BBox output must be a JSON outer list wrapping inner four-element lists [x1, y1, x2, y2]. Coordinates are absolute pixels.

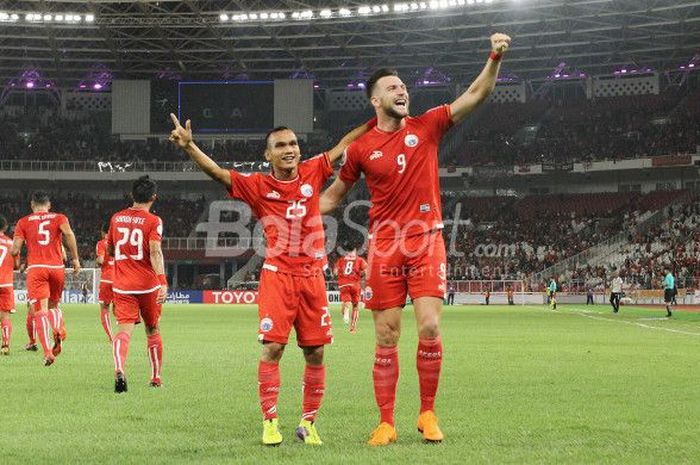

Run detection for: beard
[[384, 104, 409, 120]]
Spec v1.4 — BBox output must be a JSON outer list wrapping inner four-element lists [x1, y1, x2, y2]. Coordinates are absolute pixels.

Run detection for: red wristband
[[158, 274, 167, 285], [489, 51, 502, 61]]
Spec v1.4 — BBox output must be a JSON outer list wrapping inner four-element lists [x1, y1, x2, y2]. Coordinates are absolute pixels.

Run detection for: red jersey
[[96, 238, 115, 283], [334, 253, 368, 287], [0, 233, 14, 287], [13, 212, 68, 269], [107, 207, 163, 294], [339, 105, 453, 239], [227, 153, 333, 275]]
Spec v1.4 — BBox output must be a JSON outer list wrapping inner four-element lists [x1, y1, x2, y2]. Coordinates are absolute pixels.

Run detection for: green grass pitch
[[1, 303, 699, 464]]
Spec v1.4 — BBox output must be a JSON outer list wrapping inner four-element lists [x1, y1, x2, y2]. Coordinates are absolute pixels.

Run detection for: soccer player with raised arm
[[96, 222, 115, 341], [168, 113, 373, 446], [108, 176, 167, 392], [11, 192, 81, 366], [333, 248, 367, 333], [0, 214, 20, 355], [320, 34, 511, 445]]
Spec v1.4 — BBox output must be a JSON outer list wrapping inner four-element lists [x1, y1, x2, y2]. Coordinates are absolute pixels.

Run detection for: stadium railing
[[0, 159, 270, 173], [162, 237, 265, 250]]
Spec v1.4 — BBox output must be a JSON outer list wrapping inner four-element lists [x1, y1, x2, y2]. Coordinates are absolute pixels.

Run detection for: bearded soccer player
[[11, 192, 81, 366], [0, 215, 20, 355], [96, 222, 115, 341], [320, 34, 511, 445], [108, 176, 167, 392], [169, 113, 373, 446], [333, 248, 367, 333]]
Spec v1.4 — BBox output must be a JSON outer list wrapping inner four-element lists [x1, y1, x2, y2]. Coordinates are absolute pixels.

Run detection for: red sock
[[100, 309, 113, 342], [112, 331, 131, 374], [417, 337, 443, 413], [34, 311, 52, 357], [373, 345, 399, 426], [26, 311, 35, 344], [48, 308, 63, 333], [302, 364, 326, 422], [147, 333, 163, 383], [258, 361, 280, 420], [1, 319, 11, 346]]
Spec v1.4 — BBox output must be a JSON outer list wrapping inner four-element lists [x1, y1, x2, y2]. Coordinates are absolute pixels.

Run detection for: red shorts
[[257, 268, 333, 347], [339, 284, 361, 305], [27, 267, 65, 304], [365, 230, 446, 310], [0, 286, 14, 312], [99, 282, 114, 306], [113, 290, 162, 327]]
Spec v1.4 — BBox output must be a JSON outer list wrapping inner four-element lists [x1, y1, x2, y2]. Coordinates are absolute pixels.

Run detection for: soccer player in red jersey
[[11, 192, 81, 366], [0, 215, 20, 355], [321, 34, 511, 445], [107, 176, 167, 393], [95, 222, 115, 342], [168, 113, 373, 446], [333, 248, 367, 333]]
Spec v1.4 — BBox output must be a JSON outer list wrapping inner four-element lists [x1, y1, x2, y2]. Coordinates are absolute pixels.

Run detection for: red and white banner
[[203, 290, 259, 304]]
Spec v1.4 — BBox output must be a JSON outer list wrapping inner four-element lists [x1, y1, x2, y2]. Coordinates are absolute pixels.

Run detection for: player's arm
[[449, 33, 511, 125], [326, 118, 377, 164], [150, 240, 167, 304], [168, 114, 232, 189], [96, 245, 105, 266], [10, 236, 23, 257], [320, 178, 353, 215], [59, 222, 81, 275]]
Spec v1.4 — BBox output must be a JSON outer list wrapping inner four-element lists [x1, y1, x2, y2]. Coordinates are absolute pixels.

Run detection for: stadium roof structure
[[1, 0, 699, 88]]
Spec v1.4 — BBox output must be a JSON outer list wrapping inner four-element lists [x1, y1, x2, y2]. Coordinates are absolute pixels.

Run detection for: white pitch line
[[523, 305, 700, 337], [569, 306, 700, 337]]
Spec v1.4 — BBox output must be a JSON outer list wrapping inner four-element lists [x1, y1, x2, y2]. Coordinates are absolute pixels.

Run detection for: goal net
[[448, 280, 528, 305], [12, 268, 100, 305]]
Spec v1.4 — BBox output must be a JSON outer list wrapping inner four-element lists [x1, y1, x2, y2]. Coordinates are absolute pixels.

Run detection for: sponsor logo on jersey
[[369, 150, 383, 160], [420, 203, 431, 212], [405, 134, 419, 147], [364, 286, 373, 300], [301, 183, 313, 198], [266, 190, 281, 199], [260, 317, 274, 332]]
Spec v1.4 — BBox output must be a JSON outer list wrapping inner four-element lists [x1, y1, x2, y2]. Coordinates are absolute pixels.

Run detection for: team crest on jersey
[[404, 134, 419, 147], [369, 150, 383, 160], [266, 190, 281, 199], [260, 317, 274, 332], [300, 183, 313, 198], [364, 286, 373, 300]]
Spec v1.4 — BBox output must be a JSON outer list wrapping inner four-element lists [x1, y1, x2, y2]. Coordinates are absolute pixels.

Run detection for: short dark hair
[[366, 68, 399, 98], [31, 191, 50, 205], [265, 126, 293, 149], [101, 220, 110, 234], [0, 214, 7, 232], [132, 175, 157, 203]]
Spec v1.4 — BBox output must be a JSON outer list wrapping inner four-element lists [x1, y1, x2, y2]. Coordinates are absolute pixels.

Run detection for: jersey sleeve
[[419, 104, 454, 143], [338, 144, 362, 186], [13, 219, 25, 240], [106, 216, 115, 249], [149, 216, 163, 242], [359, 258, 368, 272], [56, 213, 69, 228], [96, 241, 105, 259], [303, 152, 334, 187], [227, 170, 261, 208]]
